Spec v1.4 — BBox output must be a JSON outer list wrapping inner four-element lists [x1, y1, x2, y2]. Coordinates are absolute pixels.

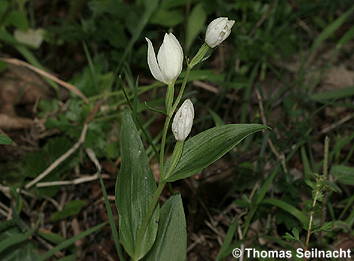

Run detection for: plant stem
[[172, 43, 210, 113], [320, 136, 330, 242], [305, 137, 329, 250], [163, 141, 184, 180], [172, 67, 191, 113], [159, 83, 175, 174], [189, 43, 210, 68], [323, 136, 329, 179], [159, 116, 171, 175], [165, 83, 175, 113], [305, 187, 319, 250]]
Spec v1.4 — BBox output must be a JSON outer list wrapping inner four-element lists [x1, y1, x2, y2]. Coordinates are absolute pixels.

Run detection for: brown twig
[[36, 174, 110, 187], [0, 57, 88, 103], [0, 201, 10, 217], [25, 123, 88, 189], [320, 113, 354, 134]]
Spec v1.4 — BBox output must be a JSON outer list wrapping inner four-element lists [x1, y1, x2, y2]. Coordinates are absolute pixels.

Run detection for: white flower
[[145, 33, 183, 84], [205, 17, 235, 48], [172, 99, 194, 141]]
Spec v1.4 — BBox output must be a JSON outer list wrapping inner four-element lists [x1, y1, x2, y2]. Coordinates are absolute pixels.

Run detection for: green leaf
[[216, 220, 237, 261], [0, 134, 13, 145], [262, 199, 308, 227], [144, 195, 186, 261], [311, 85, 354, 101], [37, 230, 65, 245], [291, 228, 300, 240], [5, 11, 28, 30], [39, 223, 105, 261], [185, 3, 206, 51], [208, 109, 224, 127], [0, 225, 38, 261], [50, 200, 87, 222], [0, 241, 38, 261], [336, 25, 354, 49], [0, 1, 8, 19], [0, 230, 32, 253], [313, 221, 334, 233], [164, 124, 267, 182], [331, 165, 354, 185], [150, 8, 184, 27], [243, 166, 280, 236], [116, 111, 159, 260], [0, 221, 15, 233], [311, 6, 354, 52]]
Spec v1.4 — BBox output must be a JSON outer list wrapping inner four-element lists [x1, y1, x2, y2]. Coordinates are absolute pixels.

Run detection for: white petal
[[167, 33, 183, 69], [157, 33, 183, 83], [157, 34, 175, 82], [157, 34, 170, 82], [145, 37, 168, 84]]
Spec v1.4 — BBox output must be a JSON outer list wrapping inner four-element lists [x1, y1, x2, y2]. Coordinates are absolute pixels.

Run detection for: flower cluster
[[146, 17, 235, 141]]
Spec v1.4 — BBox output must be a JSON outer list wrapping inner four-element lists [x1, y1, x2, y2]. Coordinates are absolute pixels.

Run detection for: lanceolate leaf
[[163, 124, 267, 182], [144, 195, 186, 261], [116, 111, 159, 260]]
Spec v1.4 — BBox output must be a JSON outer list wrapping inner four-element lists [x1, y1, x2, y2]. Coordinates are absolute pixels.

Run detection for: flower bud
[[145, 33, 183, 84], [205, 17, 235, 48], [172, 99, 194, 141]]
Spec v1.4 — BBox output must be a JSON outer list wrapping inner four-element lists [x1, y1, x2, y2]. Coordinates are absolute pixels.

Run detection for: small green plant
[[113, 17, 267, 260]]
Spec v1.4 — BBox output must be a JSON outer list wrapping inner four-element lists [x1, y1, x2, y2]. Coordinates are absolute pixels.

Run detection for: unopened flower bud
[[145, 33, 183, 84], [172, 99, 194, 141], [205, 17, 235, 48]]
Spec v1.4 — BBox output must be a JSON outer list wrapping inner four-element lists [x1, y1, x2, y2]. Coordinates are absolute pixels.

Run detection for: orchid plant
[[113, 17, 267, 261]]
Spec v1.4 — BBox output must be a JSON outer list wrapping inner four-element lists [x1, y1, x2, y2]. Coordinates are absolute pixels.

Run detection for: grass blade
[[39, 223, 106, 261], [0, 230, 33, 253], [262, 198, 308, 227]]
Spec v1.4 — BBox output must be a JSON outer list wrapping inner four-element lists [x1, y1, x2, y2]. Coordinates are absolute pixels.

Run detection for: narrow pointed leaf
[[164, 124, 267, 182], [262, 198, 308, 227], [0, 230, 33, 253], [116, 111, 159, 259], [144, 195, 186, 261], [39, 223, 105, 260]]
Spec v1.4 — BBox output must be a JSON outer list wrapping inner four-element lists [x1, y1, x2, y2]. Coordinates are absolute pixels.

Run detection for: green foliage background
[[0, 0, 354, 259]]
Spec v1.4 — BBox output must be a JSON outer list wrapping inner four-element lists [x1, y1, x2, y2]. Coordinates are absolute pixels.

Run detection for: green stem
[[159, 116, 170, 173], [160, 43, 210, 177], [160, 83, 175, 174], [163, 141, 184, 181], [165, 83, 175, 113], [305, 187, 319, 250], [189, 42, 210, 68], [320, 136, 330, 243], [172, 44, 210, 113], [172, 67, 191, 113]]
